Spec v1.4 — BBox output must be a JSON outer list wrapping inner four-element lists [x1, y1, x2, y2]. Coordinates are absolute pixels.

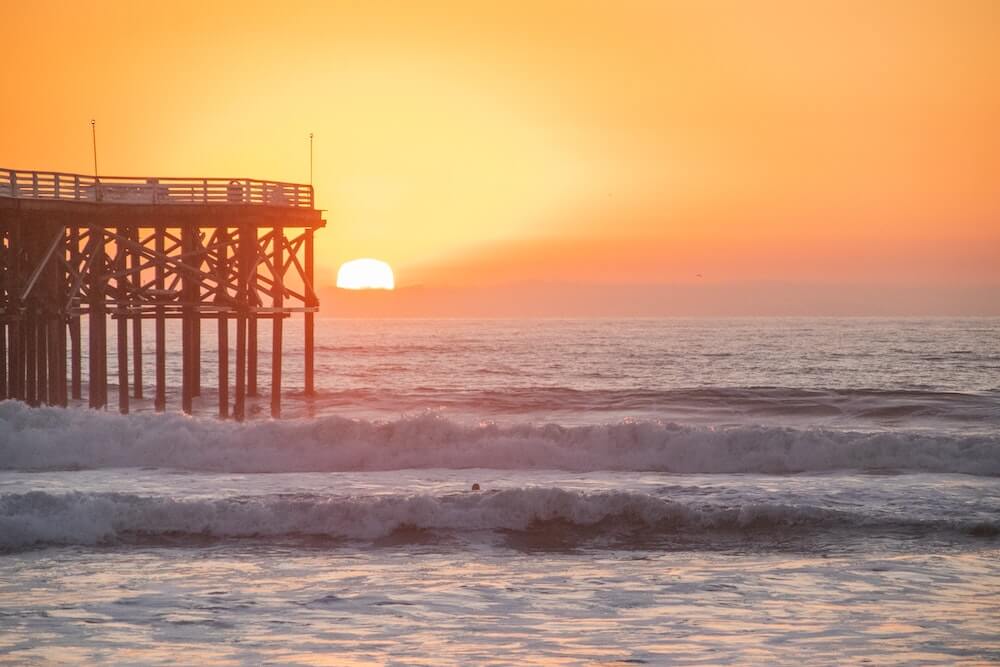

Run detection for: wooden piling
[[304, 228, 315, 396], [217, 228, 229, 419], [154, 229, 166, 411], [56, 315, 67, 407], [11, 320, 24, 401], [88, 234, 106, 409], [116, 229, 129, 414], [248, 229, 258, 397], [271, 225, 283, 418], [25, 314, 37, 407], [234, 224, 251, 421], [37, 317, 48, 406], [0, 323, 6, 399], [181, 226, 194, 414], [117, 313, 129, 414], [69, 227, 82, 400], [234, 312, 246, 421], [130, 227, 143, 399], [69, 316, 81, 400]]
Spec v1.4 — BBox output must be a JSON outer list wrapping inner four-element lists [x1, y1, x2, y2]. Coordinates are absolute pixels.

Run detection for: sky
[[2, 0, 998, 314]]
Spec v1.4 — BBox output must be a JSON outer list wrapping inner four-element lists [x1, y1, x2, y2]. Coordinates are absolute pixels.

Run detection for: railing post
[[10, 171, 17, 197], [32, 172, 38, 198], [74, 175, 80, 199], [54, 174, 60, 199]]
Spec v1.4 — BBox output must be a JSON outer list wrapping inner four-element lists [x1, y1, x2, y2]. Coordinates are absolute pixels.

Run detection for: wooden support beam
[[247, 226, 259, 397], [88, 236, 107, 409], [217, 228, 229, 419], [0, 323, 6, 399], [154, 229, 166, 412], [68, 226, 82, 400], [117, 312, 129, 414], [116, 228, 129, 414], [181, 226, 194, 414], [56, 316, 67, 407], [304, 228, 315, 396], [36, 318, 48, 406], [248, 315, 258, 396], [0, 226, 6, 400], [192, 315, 201, 397], [70, 315, 81, 400], [130, 227, 143, 399], [271, 224, 283, 418], [234, 314, 246, 421], [234, 224, 251, 422], [25, 314, 37, 407], [12, 320, 25, 401]]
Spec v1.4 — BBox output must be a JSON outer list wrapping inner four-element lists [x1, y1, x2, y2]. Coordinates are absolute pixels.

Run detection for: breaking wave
[[306, 386, 1000, 422], [2, 487, 995, 550], [1, 401, 998, 476]]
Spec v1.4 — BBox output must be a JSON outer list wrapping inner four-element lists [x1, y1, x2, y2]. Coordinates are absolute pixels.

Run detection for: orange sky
[[2, 1, 998, 306]]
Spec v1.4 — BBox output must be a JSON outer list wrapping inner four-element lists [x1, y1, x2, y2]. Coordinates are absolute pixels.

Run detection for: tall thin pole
[[90, 119, 99, 181], [309, 132, 313, 187]]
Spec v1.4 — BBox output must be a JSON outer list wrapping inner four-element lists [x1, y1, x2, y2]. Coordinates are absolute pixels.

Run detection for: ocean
[[1, 317, 998, 665]]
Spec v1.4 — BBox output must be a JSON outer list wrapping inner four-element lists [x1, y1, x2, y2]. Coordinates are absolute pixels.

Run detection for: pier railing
[[0, 167, 314, 209]]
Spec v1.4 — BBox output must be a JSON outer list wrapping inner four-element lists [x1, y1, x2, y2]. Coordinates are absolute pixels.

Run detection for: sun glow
[[336, 258, 395, 290]]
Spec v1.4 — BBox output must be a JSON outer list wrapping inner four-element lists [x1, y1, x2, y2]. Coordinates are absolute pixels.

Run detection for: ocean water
[[1, 317, 999, 665]]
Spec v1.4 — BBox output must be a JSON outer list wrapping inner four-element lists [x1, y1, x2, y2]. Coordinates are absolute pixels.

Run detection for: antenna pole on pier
[[309, 132, 314, 187], [90, 120, 99, 181]]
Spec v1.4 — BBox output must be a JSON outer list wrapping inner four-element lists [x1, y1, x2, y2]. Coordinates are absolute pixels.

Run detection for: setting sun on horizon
[[336, 258, 395, 290]]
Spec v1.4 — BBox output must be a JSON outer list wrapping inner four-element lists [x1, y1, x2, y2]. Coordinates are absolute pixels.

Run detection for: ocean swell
[[1, 488, 995, 550], [1, 401, 998, 475]]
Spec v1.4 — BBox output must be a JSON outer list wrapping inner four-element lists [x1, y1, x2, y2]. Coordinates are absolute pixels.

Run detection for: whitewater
[[1, 318, 998, 665]]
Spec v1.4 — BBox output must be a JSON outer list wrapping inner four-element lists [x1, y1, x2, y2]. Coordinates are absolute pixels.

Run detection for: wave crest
[[3, 488, 994, 550], [1, 401, 997, 475]]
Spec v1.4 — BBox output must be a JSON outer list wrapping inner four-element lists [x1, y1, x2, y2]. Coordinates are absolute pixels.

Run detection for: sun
[[336, 258, 395, 290]]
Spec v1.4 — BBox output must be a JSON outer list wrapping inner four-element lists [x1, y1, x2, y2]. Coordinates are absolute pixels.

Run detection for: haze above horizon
[[2, 0, 997, 314]]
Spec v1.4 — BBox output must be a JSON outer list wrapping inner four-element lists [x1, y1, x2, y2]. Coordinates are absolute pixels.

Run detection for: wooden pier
[[0, 167, 324, 419]]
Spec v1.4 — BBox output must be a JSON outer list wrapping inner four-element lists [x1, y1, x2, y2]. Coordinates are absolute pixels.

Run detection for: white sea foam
[[1, 401, 997, 475], [3, 487, 993, 550]]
